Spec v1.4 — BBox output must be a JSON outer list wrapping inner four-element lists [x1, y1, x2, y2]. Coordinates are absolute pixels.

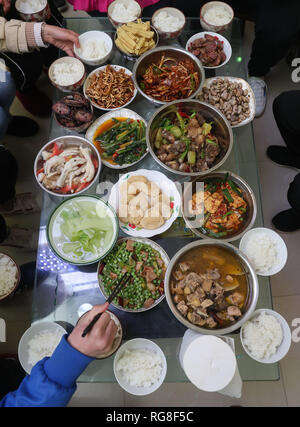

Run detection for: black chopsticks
[[81, 273, 130, 338]]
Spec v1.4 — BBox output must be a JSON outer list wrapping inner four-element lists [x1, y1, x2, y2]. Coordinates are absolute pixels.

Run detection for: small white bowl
[[83, 65, 137, 111], [200, 1, 234, 33], [108, 0, 142, 28], [186, 31, 232, 69], [240, 309, 292, 364], [48, 57, 86, 93], [74, 31, 113, 67], [113, 338, 167, 395], [18, 322, 66, 374], [15, 0, 50, 22], [108, 168, 181, 238], [239, 227, 288, 276], [0, 253, 20, 301]]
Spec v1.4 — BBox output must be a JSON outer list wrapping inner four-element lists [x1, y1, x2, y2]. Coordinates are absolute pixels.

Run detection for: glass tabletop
[[32, 17, 280, 382]]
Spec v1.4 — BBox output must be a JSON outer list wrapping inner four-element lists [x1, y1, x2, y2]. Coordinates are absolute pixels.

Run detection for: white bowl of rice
[[239, 227, 288, 276], [15, 0, 51, 22], [240, 309, 291, 364], [74, 31, 113, 66], [18, 322, 66, 374], [48, 57, 86, 93], [113, 338, 167, 395], [0, 253, 20, 301], [108, 0, 142, 28], [151, 7, 186, 41], [200, 1, 234, 33]]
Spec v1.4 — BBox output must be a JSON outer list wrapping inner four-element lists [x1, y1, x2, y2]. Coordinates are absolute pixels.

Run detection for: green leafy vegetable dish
[[98, 238, 168, 311], [47, 195, 118, 265]]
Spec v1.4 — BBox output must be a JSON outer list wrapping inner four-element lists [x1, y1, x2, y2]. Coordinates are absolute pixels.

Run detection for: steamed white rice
[[0, 255, 18, 297], [203, 5, 232, 26], [78, 39, 109, 60], [242, 312, 283, 360], [52, 62, 83, 86], [243, 233, 278, 274], [116, 348, 163, 387], [153, 11, 184, 32], [28, 330, 64, 366], [111, 2, 140, 22], [17, 0, 46, 13]]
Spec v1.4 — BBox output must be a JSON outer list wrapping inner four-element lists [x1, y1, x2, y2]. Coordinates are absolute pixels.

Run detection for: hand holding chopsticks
[[81, 273, 130, 338]]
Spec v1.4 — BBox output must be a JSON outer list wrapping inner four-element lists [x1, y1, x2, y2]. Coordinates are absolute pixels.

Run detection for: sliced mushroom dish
[[198, 78, 251, 126], [170, 245, 249, 329], [36, 143, 99, 195]]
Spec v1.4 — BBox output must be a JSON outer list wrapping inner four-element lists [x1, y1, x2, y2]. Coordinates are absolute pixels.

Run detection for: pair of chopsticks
[[81, 273, 131, 338]]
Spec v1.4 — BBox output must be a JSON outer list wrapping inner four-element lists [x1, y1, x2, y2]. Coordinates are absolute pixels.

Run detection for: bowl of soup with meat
[[165, 240, 259, 335]]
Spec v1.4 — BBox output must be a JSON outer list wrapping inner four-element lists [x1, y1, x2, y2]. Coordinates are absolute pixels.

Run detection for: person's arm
[[0, 303, 117, 407]]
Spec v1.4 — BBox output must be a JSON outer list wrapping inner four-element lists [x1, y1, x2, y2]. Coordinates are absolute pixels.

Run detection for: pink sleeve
[[67, 0, 159, 12]]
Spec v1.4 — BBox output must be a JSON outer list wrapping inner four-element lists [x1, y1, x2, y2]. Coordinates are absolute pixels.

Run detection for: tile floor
[[0, 13, 300, 407]]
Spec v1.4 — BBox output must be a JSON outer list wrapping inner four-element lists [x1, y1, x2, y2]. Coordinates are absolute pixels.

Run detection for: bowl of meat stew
[[165, 240, 259, 335], [146, 99, 233, 176]]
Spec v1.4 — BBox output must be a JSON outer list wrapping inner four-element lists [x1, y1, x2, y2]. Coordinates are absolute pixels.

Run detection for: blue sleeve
[[0, 335, 94, 407]]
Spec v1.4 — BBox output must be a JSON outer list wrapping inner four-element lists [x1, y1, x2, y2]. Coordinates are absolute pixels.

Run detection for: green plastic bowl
[[47, 195, 119, 265]]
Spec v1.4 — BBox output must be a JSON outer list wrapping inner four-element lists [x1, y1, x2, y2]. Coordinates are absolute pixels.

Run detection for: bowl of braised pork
[[182, 171, 257, 242], [146, 99, 233, 176], [165, 240, 259, 335]]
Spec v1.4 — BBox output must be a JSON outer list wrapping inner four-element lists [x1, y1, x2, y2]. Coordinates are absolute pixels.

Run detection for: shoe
[[7, 116, 39, 137], [51, 0, 68, 13], [272, 208, 300, 232], [0, 225, 38, 250], [266, 146, 300, 169], [248, 77, 267, 117], [16, 87, 52, 118]]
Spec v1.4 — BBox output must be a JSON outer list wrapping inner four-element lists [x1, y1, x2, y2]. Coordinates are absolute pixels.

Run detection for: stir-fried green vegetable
[[96, 118, 146, 166]]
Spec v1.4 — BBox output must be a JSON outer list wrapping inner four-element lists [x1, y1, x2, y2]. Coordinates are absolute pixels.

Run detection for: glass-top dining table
[[32, 17, 280, 383]]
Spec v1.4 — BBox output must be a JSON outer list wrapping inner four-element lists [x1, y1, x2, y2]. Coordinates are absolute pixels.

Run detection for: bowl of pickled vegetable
[[86, 108, 148, 169], [182, 170, 257, 242], [47, 195, 119, 265], [98, 237, 169, 312]]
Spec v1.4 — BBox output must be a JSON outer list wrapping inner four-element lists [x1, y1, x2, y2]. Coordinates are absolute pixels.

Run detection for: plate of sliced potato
[[114, 19, 159, 59], [108, 169, 181, 237]]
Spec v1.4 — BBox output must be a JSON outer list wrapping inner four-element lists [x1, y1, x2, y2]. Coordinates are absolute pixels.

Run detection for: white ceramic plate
[[108, 169, 181, 238], [83, 65, 137, 111], [197, 76, 255, 128], [18, 322, 66, 374], [239, 227, 288, 276], [240, 308, 291, 364], [85, 108, 148, 170], [186, 31, 232, 69], [113, 338, 167, 395]]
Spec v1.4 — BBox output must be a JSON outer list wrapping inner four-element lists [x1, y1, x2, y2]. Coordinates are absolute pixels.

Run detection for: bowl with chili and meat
[[182, 171, 257, 242], [132, 46, 205, 106], [146, 99, 233, 176], [165, 239, 259, 335], [98, 237, 169, 312]]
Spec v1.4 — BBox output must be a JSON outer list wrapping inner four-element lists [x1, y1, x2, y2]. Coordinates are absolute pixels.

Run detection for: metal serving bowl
[[114, 24, 159, 61], [164, 240, 259, 335], [182, 170, 257, 242], [34, 135, 101, 198], [146, 99, 233, 177], [132, 46, 205, 105]]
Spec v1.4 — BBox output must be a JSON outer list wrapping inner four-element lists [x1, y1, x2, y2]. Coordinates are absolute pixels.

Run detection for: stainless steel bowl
[[132, 46, 205, 105], [182, 170, 257, 242], [146, 99, 233, 176], [34, 135, 101, 198], [164, 239, 259, 335]]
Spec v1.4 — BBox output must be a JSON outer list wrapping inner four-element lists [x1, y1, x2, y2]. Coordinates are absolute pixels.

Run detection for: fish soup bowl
[[164, 239, 259, 335], [146, 99, 233, 177]]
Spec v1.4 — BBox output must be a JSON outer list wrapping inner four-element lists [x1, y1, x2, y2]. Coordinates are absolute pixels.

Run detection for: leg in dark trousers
[[266, 91, 300, 231], [248, 0, 300, 77]]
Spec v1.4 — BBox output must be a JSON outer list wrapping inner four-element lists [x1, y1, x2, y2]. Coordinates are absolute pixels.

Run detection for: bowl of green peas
[[98, 237, 169, 312]]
